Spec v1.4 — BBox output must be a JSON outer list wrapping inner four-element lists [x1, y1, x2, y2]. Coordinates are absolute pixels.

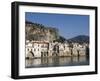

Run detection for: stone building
[[26, 40, 88, 58], [72, 43, 87, 56], [26, 40, 49, 58]]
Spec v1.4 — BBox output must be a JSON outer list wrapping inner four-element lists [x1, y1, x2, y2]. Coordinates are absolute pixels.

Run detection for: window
[[32, 44, 34, 48], [64, 46, 65, 49], [41, 45, 44, 47]]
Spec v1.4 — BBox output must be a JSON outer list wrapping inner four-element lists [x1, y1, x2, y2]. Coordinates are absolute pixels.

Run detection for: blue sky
[[25, 12, 89, 39]]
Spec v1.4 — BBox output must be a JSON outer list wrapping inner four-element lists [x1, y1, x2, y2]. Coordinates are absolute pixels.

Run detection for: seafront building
[[26, 40, 89, 58]]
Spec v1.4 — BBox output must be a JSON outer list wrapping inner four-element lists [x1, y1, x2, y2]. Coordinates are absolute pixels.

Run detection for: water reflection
[[25, 56, 89, 68]]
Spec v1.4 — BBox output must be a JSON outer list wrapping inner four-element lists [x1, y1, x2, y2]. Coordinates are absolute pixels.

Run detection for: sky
[[25, 12, 89, 39]]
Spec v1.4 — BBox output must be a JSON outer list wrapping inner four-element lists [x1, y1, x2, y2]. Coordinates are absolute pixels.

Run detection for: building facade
[[26, 40, 89, 58]]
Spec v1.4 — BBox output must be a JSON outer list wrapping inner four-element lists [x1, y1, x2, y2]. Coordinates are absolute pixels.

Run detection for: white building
[[26, 40, 88, 58], [72, 43, 87, 56], [79, 45, 86, 56], [57, 42, 71, 56], [48, 42, 55, 56], [26, 40, 49, 58], [25, 41, 34, 58]]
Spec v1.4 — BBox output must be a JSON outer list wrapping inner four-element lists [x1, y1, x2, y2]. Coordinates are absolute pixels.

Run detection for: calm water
[[25, 56, 89, 68]]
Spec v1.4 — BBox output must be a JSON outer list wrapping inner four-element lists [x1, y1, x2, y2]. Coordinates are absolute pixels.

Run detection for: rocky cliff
[[25, 21, 59, 42]]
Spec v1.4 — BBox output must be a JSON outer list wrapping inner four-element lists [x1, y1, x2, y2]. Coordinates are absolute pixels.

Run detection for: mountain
[[25, 21, 89, 44], [25, 21, 59, 41], [67, 35, 89, 44]]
